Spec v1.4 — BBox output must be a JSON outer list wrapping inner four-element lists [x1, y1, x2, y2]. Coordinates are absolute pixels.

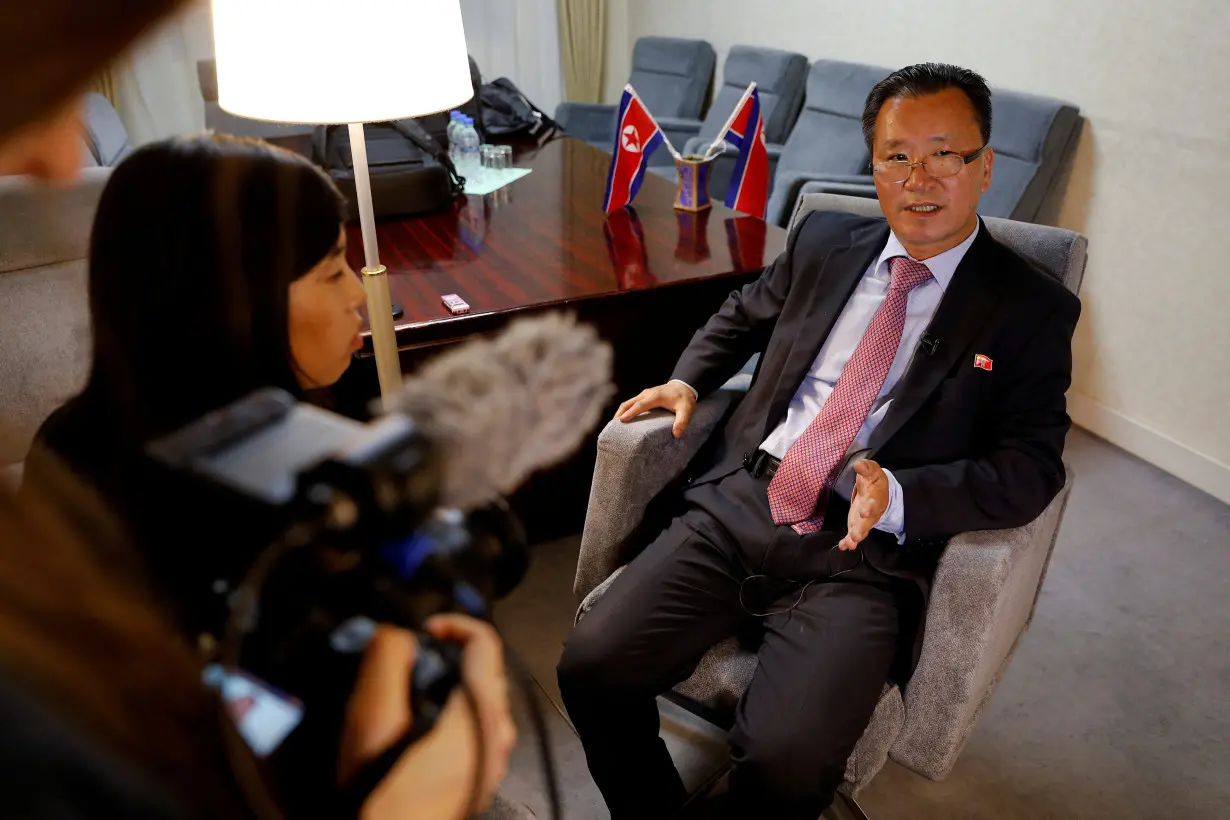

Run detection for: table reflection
[[724, 215, 768, 272], [674, 208, 712, 263], [604, 205, 655, 289]]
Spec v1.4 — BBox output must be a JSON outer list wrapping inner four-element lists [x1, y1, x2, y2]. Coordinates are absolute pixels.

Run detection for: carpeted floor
[[492, 427, 1230, 819]]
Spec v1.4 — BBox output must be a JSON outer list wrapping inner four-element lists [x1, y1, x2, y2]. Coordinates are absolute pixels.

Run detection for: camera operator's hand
[[340, 617, 516, 820]]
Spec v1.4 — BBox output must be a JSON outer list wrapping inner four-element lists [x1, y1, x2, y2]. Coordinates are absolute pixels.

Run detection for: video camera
[[146, 312, 612, 816], [149, 387, 530, 813]]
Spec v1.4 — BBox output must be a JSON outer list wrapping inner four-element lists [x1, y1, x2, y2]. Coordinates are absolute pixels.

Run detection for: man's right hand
[[615, 382, 697, 439]]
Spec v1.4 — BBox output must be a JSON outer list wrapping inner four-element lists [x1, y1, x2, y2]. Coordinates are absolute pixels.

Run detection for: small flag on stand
[[706, 83, 770, 219], [603, 85, 676, 212]]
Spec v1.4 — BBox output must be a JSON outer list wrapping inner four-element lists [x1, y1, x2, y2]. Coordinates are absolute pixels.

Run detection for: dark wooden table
[[331, 137, 787, 541]]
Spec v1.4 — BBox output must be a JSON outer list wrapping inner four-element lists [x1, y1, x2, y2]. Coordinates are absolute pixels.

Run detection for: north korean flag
[[721, 86, 770, 219], [603, 86, 666, 213]]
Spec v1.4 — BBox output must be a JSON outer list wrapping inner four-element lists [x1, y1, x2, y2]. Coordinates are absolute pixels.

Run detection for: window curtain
[[108, 2, 214, 144], [557, 0, 606, 103], [85, 69, 119, 105], [460, 0, 564, 116]]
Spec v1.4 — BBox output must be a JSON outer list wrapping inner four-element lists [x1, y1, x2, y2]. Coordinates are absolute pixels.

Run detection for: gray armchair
[[573, 192, 1088, 796], [973, 88, 1083, 224], [763, 59, 892, 227], [555, 37, 715, 152], [648, 45, 807, 188], [82, 93, 134, 167], [793, 86, 1083, 227]]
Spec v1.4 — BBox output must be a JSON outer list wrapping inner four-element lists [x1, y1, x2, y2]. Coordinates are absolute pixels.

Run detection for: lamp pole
[[347, 122, 403, 401]]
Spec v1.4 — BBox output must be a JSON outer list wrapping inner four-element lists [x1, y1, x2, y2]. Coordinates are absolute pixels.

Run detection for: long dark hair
[[0, 468, 255, 817], [81, 134, 346, 446]]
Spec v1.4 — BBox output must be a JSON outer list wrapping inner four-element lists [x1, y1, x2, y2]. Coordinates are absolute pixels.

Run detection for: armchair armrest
[[575, 390, 739, 601], [785, 180, 879, 228], [554, 101, 617, 144], [890, 464, 1075, 779]]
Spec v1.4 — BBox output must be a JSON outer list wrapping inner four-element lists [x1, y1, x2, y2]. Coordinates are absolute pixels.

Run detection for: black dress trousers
[[557, 467, 911, 819]]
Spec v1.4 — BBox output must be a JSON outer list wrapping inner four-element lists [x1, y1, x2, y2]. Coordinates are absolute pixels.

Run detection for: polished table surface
[[330, 136, 787, 539], [346, 137, 786, 348]]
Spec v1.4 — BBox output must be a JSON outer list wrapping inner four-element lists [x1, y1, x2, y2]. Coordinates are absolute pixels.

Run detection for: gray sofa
[[2, 96, 135, 482], [555, 37, 716, 154], [573, 192, 1088, 796], [763, 59, 892, 226], [648, 45, 808, 194], [0, 170, 105, 483]]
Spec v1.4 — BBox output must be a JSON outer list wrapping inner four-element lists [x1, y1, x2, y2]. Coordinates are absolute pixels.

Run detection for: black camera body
[[148, 387, 529, 811]]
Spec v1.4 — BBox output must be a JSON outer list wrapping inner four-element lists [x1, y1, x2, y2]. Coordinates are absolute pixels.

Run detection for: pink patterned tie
[[767, 256, 933, 533]]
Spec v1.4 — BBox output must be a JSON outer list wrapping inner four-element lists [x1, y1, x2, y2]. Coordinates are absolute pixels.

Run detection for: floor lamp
[[210, 0, 474, 402]]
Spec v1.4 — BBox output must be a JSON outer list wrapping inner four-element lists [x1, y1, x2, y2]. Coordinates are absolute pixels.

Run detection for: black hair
[[861, 63, 992, 153], [80, 133, 346, 445]]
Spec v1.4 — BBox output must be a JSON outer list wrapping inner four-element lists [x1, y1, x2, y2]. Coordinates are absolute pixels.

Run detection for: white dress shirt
[[675, 221, 979, 541]]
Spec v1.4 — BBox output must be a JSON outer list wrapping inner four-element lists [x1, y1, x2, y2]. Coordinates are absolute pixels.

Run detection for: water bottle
[[446, 111, 462, 163], [458, 115, 481, 184]]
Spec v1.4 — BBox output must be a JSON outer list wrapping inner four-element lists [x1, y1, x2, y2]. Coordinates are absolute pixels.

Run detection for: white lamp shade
[[211, 0, 474, 125]]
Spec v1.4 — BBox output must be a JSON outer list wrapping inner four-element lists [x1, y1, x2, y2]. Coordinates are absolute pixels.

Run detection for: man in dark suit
[[557, 63, 1081, 819]]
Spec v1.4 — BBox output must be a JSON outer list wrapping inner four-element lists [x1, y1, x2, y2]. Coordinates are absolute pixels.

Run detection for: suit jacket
[[670, 210, 1081, 595]]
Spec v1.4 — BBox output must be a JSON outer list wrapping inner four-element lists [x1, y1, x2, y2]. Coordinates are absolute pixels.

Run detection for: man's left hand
[[839, 460, 889, 551]]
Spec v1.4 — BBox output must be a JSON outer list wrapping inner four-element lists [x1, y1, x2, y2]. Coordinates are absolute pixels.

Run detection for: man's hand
[[839, 460, 890, 551], [615, 382, 697, 439]]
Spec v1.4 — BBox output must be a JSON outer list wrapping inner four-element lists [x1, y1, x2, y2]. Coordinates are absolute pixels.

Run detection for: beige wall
[[606, 0, 1230, 502]]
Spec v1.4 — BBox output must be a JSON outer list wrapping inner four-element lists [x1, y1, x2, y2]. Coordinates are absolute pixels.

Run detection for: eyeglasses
[[870, 144, 989, 184]]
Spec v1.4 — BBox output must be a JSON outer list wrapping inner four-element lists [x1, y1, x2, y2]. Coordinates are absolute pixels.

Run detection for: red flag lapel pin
[[974, 353, 993, 371]]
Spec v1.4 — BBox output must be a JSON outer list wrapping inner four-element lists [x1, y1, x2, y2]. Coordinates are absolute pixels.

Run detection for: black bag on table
[[479, 78, 559, 141], [414, 55, 485, 146], [312, 118, 464, 220]]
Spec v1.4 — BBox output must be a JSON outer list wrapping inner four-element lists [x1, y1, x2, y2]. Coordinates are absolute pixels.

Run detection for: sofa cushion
[[0, 171, 103, 464], [0, 260, 92, 465], [0, 168, 108, 274]]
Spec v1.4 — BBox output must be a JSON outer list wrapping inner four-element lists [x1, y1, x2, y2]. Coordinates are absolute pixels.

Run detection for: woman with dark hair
[[0, 7, 521, 819], [25, 134, 368, 635], [50, 132, 362, 442]]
